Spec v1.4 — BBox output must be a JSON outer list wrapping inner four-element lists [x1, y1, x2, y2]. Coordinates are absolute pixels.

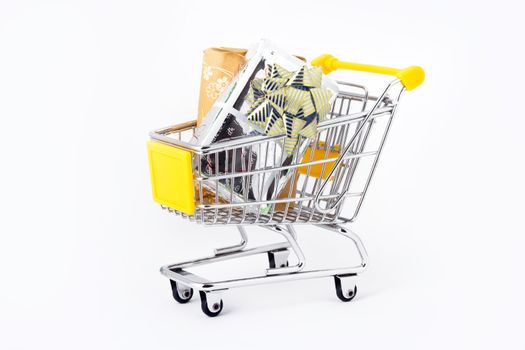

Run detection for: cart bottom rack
[[160, 223, 367, 316]]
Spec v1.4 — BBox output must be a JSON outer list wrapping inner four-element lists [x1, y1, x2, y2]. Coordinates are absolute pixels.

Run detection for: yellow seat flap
[[147, 141, 195, 215]]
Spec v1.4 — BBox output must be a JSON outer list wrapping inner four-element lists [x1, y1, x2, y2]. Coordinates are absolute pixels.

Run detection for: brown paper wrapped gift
[[197, 47, 247, 126], [197, 47, 307, 126]]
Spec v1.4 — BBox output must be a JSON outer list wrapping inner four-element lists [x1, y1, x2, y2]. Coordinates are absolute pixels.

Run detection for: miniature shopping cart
[[147, 54, 424, 316]]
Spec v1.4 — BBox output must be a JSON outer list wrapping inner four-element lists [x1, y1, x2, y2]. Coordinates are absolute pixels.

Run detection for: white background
[[1, 0, 524, 349]]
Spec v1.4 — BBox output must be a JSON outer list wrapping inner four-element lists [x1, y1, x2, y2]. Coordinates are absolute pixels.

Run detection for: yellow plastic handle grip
[[311, 54, 425, 91]]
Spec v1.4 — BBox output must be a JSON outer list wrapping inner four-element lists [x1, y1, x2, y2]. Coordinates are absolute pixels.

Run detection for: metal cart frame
[[148, 55, 424, 316]]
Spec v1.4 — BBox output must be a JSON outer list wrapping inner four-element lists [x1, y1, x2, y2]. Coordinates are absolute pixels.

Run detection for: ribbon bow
[[246, 64, 333, 155]]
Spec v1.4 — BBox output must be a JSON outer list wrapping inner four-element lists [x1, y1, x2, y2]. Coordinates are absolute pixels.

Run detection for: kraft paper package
[[197, 47, 247, 126], [191, 40, 339, 214], [197, 47, 306, 126]]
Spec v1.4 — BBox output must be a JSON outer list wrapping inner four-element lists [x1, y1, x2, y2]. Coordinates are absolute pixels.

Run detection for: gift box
[[197, 47, 247, 126], [197, 47, 306, 126], [192, 40, 339, 213]]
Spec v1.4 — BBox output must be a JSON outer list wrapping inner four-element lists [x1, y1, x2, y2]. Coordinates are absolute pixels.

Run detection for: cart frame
[[148, 55, 423, 316]]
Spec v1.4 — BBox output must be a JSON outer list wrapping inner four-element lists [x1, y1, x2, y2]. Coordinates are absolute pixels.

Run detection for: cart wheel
[[199, 291, 223, 317], [170, 280, 193, 304], [334, 275, 357, 302], [267, 249, 290, 269]]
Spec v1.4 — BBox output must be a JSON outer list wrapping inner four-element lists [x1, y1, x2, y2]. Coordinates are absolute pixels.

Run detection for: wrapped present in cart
[[147, 41, 424, 317]]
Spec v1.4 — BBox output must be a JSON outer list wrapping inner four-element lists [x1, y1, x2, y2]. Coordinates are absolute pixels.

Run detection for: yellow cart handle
[[311, 54, 424, 90]]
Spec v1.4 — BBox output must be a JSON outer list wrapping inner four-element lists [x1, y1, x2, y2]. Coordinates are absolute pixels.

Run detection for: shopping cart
[[147, 54, 424, 316]]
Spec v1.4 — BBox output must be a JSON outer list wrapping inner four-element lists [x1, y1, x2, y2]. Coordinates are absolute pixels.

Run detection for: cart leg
[[214, 226, 248, 255], [316, 224, 367, 302], [316, 224, 369, 270], [265, 225, 305, 276]]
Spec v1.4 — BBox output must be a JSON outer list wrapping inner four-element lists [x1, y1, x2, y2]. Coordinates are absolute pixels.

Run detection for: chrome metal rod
[[149, 107, 393, 154], [315, 224, 369, 269], [199, 192, 363, 210], [313, 79, 400, 214], [196, 151, 377, 181], [162, 241, 291, 271], [350, 87, 406, 221], [161, 265, 366, 291], [214, 225, 248, 255]]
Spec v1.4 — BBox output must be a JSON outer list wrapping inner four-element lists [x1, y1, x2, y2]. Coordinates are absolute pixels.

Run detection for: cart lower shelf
[[160, 223, 367, 317]]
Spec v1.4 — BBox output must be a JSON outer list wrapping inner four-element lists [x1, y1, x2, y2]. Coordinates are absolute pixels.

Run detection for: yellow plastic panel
[[147, 141, 195, 215], [298, 147, 340, 179]]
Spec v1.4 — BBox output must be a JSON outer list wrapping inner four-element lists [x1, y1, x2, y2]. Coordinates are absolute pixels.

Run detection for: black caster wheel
[[334, 276, 357, 302], [267, 249, 290, 269], [170, 280, 193, 304], [199, 291, 223, 317]]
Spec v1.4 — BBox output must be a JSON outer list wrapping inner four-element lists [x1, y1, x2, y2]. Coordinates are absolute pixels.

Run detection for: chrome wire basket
[[147, 54, 423, 316]]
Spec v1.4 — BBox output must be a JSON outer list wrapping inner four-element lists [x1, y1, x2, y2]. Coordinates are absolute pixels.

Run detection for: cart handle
[[311, 54, 424, 90]]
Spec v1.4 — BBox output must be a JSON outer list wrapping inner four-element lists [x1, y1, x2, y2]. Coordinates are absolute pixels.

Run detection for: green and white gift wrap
[[191, 40, 339, 212]]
